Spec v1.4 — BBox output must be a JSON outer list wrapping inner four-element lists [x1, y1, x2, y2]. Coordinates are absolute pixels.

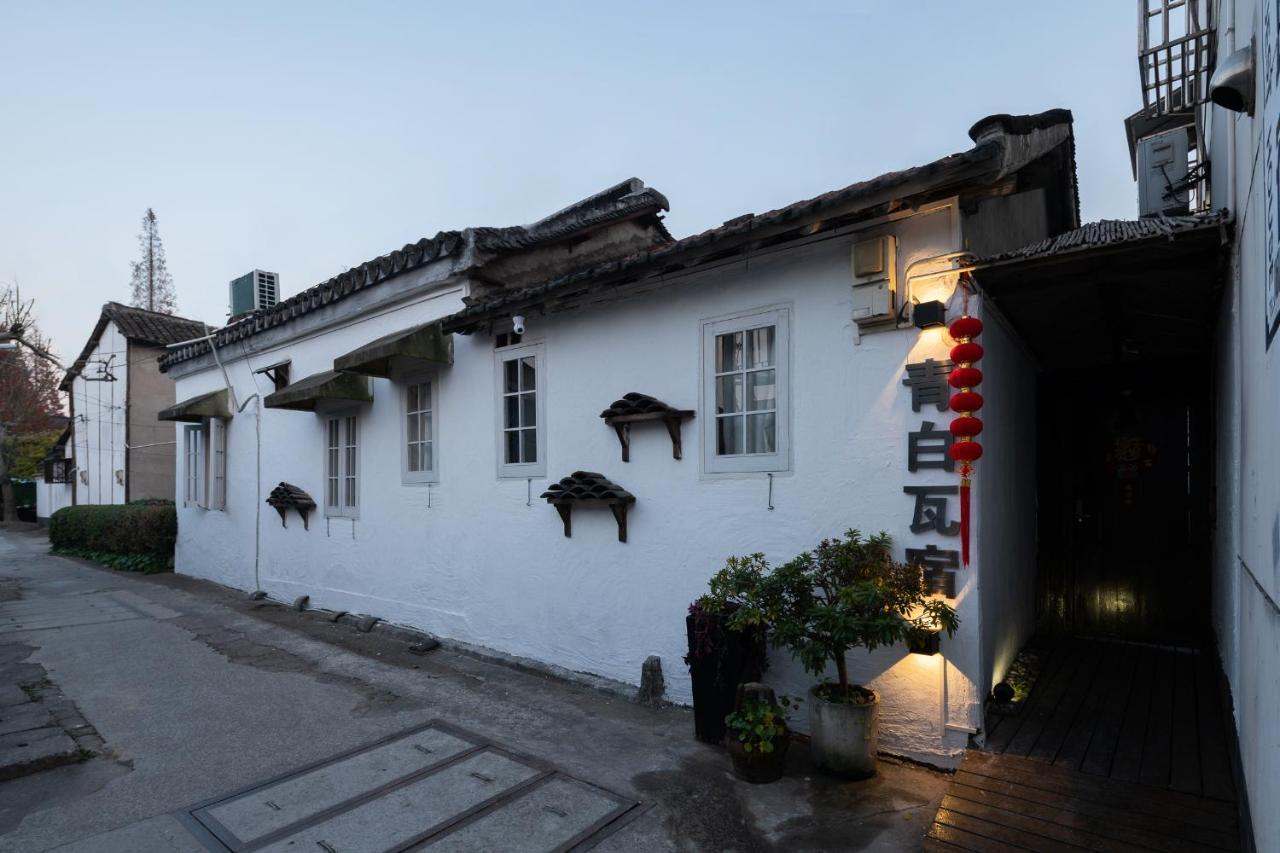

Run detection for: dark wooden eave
[[332, 322, 453, 378], [262, 370, 372, 412], [157, 388, 232, 423]]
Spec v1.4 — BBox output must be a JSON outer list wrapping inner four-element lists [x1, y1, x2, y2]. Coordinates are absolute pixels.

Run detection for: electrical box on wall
[[850, 234, 897, 325]]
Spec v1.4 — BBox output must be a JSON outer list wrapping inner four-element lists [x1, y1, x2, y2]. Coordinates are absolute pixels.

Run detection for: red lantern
[[948, 366, 983, 389], [949, 416, 984, 438], [949, 316, 983, 339], [950, 342, 984, 364], [949, 441, 984, 461], [949, 391, 984, 413]]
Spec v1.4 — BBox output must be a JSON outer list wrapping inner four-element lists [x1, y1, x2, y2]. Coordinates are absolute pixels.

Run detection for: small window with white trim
[[495, 341, 545, 478], [402, 375, 437, 483], [325, 411, 359, 517], [183, 418, 227, 509], [702, 307, 791, 474]]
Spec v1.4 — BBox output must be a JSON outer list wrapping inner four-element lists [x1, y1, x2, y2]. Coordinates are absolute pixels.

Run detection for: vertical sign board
[[901, 358, 962, 598], [1264, 2, 1280, 348]]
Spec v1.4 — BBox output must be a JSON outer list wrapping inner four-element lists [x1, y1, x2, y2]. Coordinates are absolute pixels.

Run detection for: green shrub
[[48, 503, 176, 573]]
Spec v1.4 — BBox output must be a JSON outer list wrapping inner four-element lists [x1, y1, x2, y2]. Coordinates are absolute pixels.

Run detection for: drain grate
[[182, 720, 641, 853]]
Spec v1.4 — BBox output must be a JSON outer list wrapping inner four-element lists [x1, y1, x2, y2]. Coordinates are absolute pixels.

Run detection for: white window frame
[[183, 424, 204, 507], [494, 341, 546, 479], [401, 372, 439, 484], [324, 410, 360, 518], [701, 305, 791, 474]]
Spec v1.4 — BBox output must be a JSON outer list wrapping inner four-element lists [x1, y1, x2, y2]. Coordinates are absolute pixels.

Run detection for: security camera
[[511, 314, 526, 335], [1210, 41, 1256, 115]]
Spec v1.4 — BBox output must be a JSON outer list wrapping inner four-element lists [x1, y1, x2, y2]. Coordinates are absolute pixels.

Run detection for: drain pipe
[[238, 392, 263, 593]]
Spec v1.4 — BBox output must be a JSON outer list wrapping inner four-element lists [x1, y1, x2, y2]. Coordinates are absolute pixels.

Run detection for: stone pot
[[808, 685, 879, 779], [725, 734, 789, 784]]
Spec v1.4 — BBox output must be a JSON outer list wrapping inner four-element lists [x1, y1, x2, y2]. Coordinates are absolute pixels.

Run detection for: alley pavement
[[0, 526, 947, 852]]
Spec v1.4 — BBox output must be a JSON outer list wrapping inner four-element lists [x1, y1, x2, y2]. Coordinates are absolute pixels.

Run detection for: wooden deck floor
[[924, 639, 1241, 851]]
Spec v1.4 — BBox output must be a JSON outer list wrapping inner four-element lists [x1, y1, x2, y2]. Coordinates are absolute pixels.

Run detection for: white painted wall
[[35, 442, 73, 522], [69, 320, 128, 506], [171, 202, 1014, 766], [1208, 3, 1280, 847]]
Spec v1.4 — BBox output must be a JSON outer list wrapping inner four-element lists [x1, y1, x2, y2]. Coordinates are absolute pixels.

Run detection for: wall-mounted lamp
[[907, 629, 942, 655], [1210, 40, 1256, 115], [511, 314, 526, 335], [911, 300, 947, 330]]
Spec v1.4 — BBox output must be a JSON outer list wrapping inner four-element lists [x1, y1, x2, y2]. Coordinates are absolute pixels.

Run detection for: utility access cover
[[183, 720, 641, 853]]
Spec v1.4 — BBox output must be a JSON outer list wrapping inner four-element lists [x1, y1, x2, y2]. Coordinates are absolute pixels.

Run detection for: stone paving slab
[[48, 815, 213, 853], [0, 703, 55, 737], [0, 684, 29, 707], [0, 726, 79, 782]]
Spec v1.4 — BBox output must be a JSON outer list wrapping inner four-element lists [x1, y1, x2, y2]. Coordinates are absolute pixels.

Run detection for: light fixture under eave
[[912, 300, 947, 330], [907, 629, 942, 656], [1210, 41, 1256, 115]]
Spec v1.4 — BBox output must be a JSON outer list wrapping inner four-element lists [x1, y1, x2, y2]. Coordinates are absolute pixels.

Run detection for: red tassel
[[959, 476, 971, 566]]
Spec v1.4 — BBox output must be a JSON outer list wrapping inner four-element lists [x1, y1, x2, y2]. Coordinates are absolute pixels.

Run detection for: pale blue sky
[[1, 1, 1140, 360]]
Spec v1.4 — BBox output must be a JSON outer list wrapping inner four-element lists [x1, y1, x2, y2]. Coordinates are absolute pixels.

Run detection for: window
[[702, 307, 790, 473], [325, 411, 359, 517], [183, 419, 227, 510], [402, 376, 437, 483], [495, 342, 545, 477]]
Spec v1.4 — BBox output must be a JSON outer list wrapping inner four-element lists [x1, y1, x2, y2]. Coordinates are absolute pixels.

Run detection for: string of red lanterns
[[948, 275, 983, 566]]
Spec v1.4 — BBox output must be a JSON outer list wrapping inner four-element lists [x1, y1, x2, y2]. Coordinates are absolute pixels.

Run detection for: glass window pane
[[521, 357, 536, 391], [505, 395, 520, 428], [747, 412, 776, 454], [419, 382, 432, 411], [421, 442, 432, 472], [345, 476, 356, 507], [407, 412, 419, 444], [717, 415, 743, 455], [746, 325, 776, 369], [504, 359, 519, 393], [715, 332, 742, 373], [408, 444, 420, 472], [521, 392, 536, 427], [420, 411, 432, 442], [716, 374, 743, 414], [407, 383, 418, 413], [346, 446, 356, 479], [505, 430, 520, 464], [522, 428, 537, 463], [328, 447, 338, 478], [747, 369, 776, 411], [328, 479, 338, 507]]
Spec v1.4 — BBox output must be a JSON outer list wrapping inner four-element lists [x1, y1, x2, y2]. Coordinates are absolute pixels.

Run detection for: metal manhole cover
[[181, 720, 642, 853]]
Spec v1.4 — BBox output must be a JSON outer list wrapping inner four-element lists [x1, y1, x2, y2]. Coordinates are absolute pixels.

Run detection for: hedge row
[[49, 501, 177, 570]]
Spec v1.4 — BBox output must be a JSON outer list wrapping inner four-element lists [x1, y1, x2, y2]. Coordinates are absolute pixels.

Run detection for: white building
[[161, 115, 1077, 767], [39, 302, 208, 521]]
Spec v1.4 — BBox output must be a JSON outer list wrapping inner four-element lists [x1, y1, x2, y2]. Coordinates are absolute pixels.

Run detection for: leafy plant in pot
[[710, 530, 959, 778], [684, 559, 769, 744], [723, 684, 799, 784]]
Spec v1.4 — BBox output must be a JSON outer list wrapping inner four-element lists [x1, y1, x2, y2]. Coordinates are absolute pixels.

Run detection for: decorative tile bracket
[[600, 393, 695, 462], [541, 471, 636, 542], [266, 482, 317, 530]]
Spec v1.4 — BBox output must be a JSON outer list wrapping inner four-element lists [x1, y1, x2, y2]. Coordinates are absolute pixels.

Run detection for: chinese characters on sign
[[901, 358, 961, 598]]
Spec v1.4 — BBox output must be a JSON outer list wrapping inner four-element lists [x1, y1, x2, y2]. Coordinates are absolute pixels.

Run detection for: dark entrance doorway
[[1036, 364, 1211, 644]]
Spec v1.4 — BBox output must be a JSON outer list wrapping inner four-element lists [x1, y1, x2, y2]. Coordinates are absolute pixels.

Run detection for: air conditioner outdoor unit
[[1137, 129, 1190, 216], [229, 270, 280, 317], [851, 235, 897, 324]]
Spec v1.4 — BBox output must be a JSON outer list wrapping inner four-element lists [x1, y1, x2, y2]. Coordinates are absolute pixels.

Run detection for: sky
[[0, 1, 1142, 363]]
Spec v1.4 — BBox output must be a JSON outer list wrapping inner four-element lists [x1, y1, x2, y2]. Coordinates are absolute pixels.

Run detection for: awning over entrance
[[262, 370, 372, 412], [974, 213, 1230, 369], [157, 388, 232, 422], [332, 322, 453, 378]]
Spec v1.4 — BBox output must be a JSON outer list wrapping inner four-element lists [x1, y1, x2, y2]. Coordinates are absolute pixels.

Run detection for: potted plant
[[723, 684, 798, 784], [684, 558, 769, 744], [709, 530, 959, 778]]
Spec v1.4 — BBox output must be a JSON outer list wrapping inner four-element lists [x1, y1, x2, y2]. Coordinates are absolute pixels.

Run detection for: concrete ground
[[0, 527, 947, 852]]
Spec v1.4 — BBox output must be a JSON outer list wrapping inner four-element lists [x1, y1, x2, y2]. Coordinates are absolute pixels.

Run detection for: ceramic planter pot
[[808, 685, 879, 779], [685, 612, 767, 744], [725, 734, 789, 784]]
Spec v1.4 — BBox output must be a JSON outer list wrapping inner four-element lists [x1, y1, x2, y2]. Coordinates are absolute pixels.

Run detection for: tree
[[127, 208, 177, 314], [0, 286, 62, 521]]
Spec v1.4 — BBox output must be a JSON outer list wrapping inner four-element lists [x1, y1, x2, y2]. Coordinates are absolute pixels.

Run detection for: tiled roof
[[977, 211, 1229, 265], [541, 471, 635, 504], [599, 393, 686, 420], [61, 302, 209, 390], [443, 108, 1077, 333], [159, 179, 670, 371]]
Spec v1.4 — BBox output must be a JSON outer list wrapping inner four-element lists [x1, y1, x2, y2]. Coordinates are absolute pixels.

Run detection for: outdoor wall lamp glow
[[911, 300, 947, 330]]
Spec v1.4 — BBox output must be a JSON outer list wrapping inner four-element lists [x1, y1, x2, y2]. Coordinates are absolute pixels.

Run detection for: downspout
[[237, 392, 262, 594]]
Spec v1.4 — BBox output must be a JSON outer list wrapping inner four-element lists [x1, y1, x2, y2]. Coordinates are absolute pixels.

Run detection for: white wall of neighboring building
[[35, 442, 73, 522], [70, 320, 128, 506], [171, 201, 1020, 767], [1208, 2, 1280, 846]]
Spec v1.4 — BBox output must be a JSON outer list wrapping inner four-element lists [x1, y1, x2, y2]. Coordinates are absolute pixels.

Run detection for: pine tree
[[128, 208, 177, 314]]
